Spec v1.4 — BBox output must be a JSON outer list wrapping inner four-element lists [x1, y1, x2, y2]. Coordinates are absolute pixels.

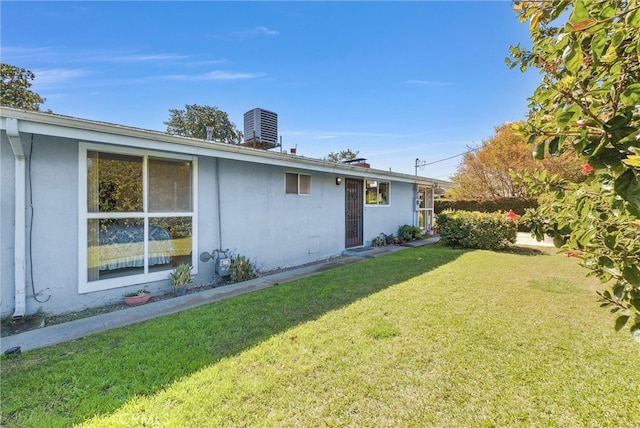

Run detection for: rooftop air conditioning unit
[[243, 108, 278, 149]]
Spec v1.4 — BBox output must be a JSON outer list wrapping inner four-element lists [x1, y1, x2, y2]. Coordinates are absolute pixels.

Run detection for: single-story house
[[1, 107, 451, 319]]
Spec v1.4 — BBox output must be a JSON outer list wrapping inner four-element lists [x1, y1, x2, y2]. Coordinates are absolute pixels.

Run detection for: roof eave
[[0, 107, 453, 187]]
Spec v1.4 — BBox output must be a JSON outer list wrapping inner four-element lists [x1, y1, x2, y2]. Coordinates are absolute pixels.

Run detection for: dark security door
[[345, 178, 363, 248]]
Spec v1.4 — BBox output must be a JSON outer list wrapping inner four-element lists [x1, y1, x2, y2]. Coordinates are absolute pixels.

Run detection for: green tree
[[323, 149, 359, 163], [449, 122, 584, 200], [165, 104, 241, 144], [0, 63, 45, 110], [509, 0, 640, 340]]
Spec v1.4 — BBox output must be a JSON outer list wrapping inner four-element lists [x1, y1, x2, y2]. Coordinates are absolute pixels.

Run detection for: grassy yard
[[2, 245, 639, 427]]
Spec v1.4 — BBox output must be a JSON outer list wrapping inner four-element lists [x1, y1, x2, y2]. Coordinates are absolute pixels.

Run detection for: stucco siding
[[195, 156, 218, 283], [362, 181, 416, 244], [2, 135, 195, 317], [25, 136, 78, 315], [1, 109, 449, 318], [213, 159, 345, 272]]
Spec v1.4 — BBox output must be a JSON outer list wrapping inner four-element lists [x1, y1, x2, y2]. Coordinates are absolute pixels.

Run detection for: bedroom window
[[365, 180, 389, 205], [285, 172, 311, 195], [81, 146, 196, 292]]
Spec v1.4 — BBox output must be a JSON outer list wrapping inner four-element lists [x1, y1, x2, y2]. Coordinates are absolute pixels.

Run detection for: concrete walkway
[[516, 232, 554, 247], [1, 234, 549, 354]]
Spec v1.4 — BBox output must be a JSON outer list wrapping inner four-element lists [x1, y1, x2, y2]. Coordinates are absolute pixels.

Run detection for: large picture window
[[81, 145, 197, 292], [365, 180, 389, 205]]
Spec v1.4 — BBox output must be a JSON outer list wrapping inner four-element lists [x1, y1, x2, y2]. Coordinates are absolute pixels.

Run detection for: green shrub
[[168, 263, 193, 288], [371, 233, 398, 247], [435, 198, 537, 215], [372, 235, 386, 247], [435, 198, 537, 232], [436, 210, 517, 250], [398, 225, 422, 242], [229, 255, 256, 283]]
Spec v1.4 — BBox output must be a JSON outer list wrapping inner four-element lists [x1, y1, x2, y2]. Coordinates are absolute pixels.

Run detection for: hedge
[[436, 210, 517, 250], [434, 198, 538, 215], [435, 198, 536, 232]]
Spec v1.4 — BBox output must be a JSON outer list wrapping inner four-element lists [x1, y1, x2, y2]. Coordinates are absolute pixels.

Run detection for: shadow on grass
[[500, 245, 554, 256], [1, 246, 466, 427], [434, 240, 553, 257]]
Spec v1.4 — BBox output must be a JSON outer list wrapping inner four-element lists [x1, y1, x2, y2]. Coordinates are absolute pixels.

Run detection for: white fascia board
[[1, 108, 451, 188]]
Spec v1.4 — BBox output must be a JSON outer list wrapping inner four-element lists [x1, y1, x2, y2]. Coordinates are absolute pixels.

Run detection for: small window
[[299, 174, 311, 195], [285, 172, 311, 195], [285, 173, 298, 194], [365, 180, 389, 205]]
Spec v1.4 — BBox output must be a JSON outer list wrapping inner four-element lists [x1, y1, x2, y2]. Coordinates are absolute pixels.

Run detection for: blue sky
[[1, 1, 538, 179]]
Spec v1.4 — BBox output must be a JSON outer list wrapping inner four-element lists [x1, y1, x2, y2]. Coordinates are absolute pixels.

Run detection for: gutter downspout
[[215, 157, 223, 250], [6, 118, 26, 319]]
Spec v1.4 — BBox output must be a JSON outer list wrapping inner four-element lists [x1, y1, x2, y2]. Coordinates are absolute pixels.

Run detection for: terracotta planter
[[124, 292, 151, 306]]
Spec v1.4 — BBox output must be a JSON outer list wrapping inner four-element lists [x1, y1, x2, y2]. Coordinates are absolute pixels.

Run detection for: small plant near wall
[[372, 235, 386, 247], [168, 263, 193, 296], [124, 288, 151, 306], [398, 225, 422, 243], [372, 232, 398, 247], [229, 255, 256, 283]]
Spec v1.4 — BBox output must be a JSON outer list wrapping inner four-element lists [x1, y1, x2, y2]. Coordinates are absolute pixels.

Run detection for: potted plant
[[169, 263, 193, 296], [124, 289, 151, 306]]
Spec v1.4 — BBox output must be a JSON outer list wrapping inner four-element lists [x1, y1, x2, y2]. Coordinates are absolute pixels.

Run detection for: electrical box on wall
[[216, 257, 231, 277]]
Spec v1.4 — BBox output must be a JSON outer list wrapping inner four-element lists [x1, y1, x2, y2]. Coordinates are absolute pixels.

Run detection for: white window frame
[[78, 143, 198, 293], [285, 172, 311, 196], [365, 179, 390, 206]]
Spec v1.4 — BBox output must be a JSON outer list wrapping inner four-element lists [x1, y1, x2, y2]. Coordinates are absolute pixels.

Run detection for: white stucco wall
[[26, 135, 78, 315], [214, 159, 346, 272], [195, 156, 219, 282], [1, 135, 203, 317], [1, 109, 451, 318], [362, 181, 416, 244], [1, 130, 425, 318], [0, 135, 168, 317]]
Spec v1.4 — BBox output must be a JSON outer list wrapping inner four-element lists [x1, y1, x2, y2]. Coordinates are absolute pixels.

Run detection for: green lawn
[[2, 245, 639, 427]]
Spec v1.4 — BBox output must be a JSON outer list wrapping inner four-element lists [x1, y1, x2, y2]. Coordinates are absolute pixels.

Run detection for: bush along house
[[1, 107, 451, 318]]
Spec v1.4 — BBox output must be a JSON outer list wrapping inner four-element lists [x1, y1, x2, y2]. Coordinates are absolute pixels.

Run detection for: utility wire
[[28, 134, 51, 304], [420, 146, 480, 167]]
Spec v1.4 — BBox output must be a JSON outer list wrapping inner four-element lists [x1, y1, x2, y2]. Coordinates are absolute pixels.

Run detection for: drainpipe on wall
[[215, 157, 223, 250], [6, 118, 26, 319]]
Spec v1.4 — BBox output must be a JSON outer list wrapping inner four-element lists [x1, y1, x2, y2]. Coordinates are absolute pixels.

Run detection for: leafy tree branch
[[510, 0, 640, 340], [0, 63, 45, 110]]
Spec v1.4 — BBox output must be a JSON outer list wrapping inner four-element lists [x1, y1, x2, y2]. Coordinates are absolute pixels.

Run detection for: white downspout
[[215, 157, 223, 249], [6, 118, 26, 319]]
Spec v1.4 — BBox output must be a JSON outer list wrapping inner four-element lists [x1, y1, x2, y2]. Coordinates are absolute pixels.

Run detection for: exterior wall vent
[[242, 108, 279, 150]]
